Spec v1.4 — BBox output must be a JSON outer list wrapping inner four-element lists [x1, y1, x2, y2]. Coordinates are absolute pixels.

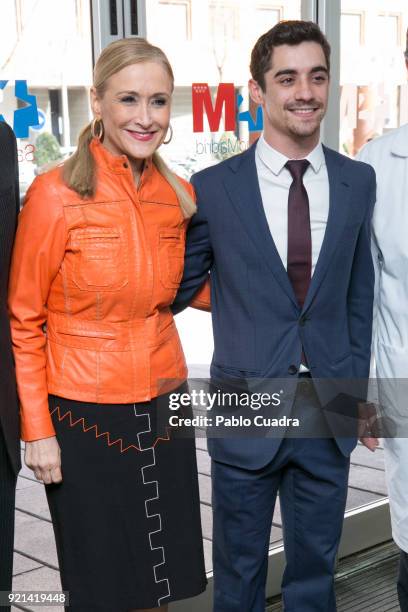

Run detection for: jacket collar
[[89, 137, 154, 178], [390, 123, 408, 158]]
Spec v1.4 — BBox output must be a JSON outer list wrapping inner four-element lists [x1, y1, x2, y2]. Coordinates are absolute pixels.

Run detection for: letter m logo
[[192, 83, 236, 133]]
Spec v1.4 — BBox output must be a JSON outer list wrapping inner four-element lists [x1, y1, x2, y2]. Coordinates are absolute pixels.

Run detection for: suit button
[[288, 365, 298, 375], [299, 315, 307, 326]]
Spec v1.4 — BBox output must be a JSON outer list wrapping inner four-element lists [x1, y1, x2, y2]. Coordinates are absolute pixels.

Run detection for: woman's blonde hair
[[63, 38, 196, 218]]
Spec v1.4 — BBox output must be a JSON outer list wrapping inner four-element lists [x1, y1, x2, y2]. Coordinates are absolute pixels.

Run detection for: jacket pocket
[[333, 352, 352, 365], [211, 362, 261, 378], [71, 227, 128, 291], [158, 229, 185, 290]]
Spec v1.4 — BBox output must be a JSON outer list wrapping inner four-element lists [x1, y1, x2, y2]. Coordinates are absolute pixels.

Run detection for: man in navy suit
[[173, 20, 375, 612]]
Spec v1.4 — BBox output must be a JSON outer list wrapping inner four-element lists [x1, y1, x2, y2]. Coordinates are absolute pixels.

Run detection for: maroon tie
[[286, 159, 311, 308]]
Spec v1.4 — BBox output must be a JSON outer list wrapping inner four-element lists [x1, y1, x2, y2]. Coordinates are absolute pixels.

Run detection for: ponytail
[[62, 123, 95, 198], [153, 152, 196, 219]]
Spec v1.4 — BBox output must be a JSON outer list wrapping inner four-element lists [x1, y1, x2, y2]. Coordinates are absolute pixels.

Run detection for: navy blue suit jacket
[[172, 142, 376, 468]]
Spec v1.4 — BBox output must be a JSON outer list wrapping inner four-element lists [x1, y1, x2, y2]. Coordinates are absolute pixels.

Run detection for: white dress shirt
[[255, 134, 329, 275]]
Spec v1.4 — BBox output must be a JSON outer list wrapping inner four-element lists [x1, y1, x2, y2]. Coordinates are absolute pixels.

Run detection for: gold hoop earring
[[91, 117, 104, 140], [163, 124, 173, 145]]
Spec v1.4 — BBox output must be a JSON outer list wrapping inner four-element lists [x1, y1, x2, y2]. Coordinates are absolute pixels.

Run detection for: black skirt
[[45, 385, 207, 611]]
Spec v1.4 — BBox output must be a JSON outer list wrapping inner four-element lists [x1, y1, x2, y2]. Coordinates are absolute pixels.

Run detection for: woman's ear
[[90, 87, 101, 118]]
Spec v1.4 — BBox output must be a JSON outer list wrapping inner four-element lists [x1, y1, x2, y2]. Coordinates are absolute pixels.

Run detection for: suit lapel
[[302, 146, 351, 312], [223, 143, 298, 307], [222, 143, 352, 312]]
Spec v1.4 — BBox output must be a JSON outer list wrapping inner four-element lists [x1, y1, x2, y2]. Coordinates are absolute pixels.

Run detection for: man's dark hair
[[405, 27, 408, 59], [250, 20, 331, 91]]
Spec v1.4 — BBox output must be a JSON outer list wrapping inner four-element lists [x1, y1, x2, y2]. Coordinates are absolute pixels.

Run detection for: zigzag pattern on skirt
[[49, 405, 172, 454]]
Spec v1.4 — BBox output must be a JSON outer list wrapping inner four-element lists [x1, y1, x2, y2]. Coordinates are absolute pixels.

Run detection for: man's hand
[[25, 436, 62, 484], [359, 435, 379, 452], [358, 402, 380, 452]]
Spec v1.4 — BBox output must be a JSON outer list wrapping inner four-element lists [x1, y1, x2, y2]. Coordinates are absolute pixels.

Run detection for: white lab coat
[[357, 123, 408, 553]]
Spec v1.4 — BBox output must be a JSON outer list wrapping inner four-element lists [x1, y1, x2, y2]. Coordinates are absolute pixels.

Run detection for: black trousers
[[0, 425, 16, 609], [398, 550, 408, 611]]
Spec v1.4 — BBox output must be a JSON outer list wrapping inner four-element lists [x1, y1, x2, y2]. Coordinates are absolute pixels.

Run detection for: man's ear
[[90, 87, 101, 118], [248, 78, 265, 106]]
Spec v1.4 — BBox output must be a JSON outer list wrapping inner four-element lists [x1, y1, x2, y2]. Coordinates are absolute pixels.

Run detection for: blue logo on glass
[[0, 80, 39, 138]]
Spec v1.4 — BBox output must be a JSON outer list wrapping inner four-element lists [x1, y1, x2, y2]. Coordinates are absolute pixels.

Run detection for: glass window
[[209, 1, 240, 43], [254, 6, 282, 39], [158, 0, 192, 42], [339, 0, 408, 157], [341, 12, 363, 49], [0, 0, 93, 197], [377, 13, 401, 48]]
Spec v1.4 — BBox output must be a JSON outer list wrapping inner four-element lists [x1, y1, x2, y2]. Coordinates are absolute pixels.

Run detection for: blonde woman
[[8, 39, 206, 611]]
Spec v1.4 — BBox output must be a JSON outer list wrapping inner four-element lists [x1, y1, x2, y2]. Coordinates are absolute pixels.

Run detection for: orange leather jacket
[[8, 139, 208, 442]]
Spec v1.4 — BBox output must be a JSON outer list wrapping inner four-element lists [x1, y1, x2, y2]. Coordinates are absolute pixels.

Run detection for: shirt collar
[[305, 142, 325, 173], [256, 133, 325, 175]]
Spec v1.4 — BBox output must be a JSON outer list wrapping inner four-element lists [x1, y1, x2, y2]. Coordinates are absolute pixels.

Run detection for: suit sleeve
[[347, 166, 376, 379], [2, 122, 19, 220], [13, 130, 20, 218], [189, 277, 211, 311], [172, 175, 213, 315], [8, 175, 67, 441]]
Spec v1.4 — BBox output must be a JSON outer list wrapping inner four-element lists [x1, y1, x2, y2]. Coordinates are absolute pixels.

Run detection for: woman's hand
[[25, 437, 62, 484]]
